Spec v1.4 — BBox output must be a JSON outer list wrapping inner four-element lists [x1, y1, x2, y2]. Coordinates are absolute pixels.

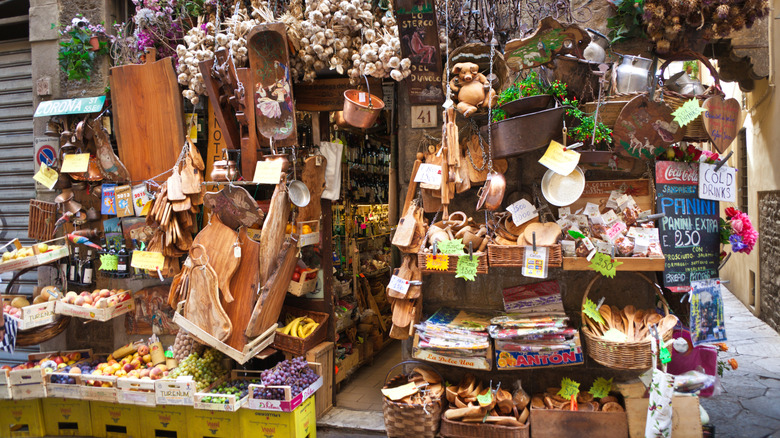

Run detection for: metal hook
[[714, 151, 733, 171], [469, 241, 473, 260], [532, 231, 537, 252]]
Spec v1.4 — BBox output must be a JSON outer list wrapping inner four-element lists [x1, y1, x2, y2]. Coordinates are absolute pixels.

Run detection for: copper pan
[[476, 171, 506, 211]]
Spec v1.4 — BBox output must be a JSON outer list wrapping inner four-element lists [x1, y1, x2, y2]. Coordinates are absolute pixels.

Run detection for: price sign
[[589, 252, 622, 278], [605, 222, 627, 242], [60, 153, 90, 173], [589, 377, 613, 399], [411, 105, 437, 128], [476, 391, 493, 405], [413, 163, 442, 187], [583, 298, 605, 324], [672, 98, 706, 127], [558, 377, 580, 399], [99, 254, 118, 271], [253, 160, 283, 184], [538, 140, 581, 176], [131, 250, 165, 271], [425, 254, 449, 271], [387, 275, 411, 296], [437, 239, 464, 255], [507, 199, 538, 226], [522, 246, 547, 278], [455, 256, 479, 281]]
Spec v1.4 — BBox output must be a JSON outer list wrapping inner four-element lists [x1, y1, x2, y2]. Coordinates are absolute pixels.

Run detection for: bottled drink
[[81, 250, 94, 284], [68, 246, 80, 283], [117, 242, 129, 276]]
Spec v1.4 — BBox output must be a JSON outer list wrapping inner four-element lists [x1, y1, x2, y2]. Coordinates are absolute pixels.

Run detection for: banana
[[287, 317, 305, 337], [301, 322, 319, 337], [297, 325, 306, 338]]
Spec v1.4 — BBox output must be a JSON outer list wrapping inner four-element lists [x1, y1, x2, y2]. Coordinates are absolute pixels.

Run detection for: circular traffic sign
[[37, 145, 57, 167]]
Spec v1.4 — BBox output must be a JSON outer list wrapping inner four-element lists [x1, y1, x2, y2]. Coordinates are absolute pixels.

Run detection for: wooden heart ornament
[[702, 96, 742, 153], [614, 95, 683, 160]]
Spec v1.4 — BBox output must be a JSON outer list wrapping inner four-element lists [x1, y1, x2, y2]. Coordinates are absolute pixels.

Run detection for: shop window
[[738, 128, 748, 214], [750, 269, 756, 308]]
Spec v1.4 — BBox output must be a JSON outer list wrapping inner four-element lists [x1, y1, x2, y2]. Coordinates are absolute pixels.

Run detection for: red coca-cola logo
[[663, 164, 698, 183]]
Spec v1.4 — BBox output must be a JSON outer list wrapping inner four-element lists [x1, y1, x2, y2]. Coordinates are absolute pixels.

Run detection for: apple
[[139, 369, 150, 378], [137, 345, 150, 356], [99, 290, 110, 298], [67, 352, 81, 362], [142, 354, 151, 364], [52, 356, 63, 365], [107, 297, 118, 307]]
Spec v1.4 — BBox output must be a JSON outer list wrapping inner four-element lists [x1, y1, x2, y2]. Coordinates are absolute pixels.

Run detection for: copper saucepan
[[476, 171, 506, 211]]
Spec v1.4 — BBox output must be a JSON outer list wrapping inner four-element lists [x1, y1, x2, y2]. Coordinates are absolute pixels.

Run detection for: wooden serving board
[[245, 238, 298, 337], [247, 23, 298, 149], [109, 50, 184, 182], [222, 227, 261, 351], [259, 183, 290, 287], [297, 155, 327, 222], [614, 95, 683, 160], [192, 215, 240, 302]]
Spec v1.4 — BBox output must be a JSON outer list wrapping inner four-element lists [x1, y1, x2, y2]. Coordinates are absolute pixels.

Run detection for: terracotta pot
[[89, 36, 100, 51]]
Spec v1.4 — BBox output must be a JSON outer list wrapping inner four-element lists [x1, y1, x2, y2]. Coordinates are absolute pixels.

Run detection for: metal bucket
[[480, 107, 566, 159], [343, 89, 385, 128]]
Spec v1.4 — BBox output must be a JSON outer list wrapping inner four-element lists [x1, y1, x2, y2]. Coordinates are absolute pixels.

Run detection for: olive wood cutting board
[[222, 227, 261, 351], [109, 49, 184, 182], [184, 245, 232, 342], [245, 238, 298, 337], [297, 155, 327, 222], [191, 214, 239, 303], [259, 183, 290, 286]]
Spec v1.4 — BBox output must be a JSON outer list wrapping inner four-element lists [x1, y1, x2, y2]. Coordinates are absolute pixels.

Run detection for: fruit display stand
[[172, 301, 278, 364], [138, 404, 188, 438], [239, 395, 316, 438], [116, 377, 157, 406], [246, 362, 323, 412], [41, 398, 93, 437], [193, 370, 262, 412], [0, 398, 45, 437], [186, 405, 240, 438], [2, 295, 57, 330], [55, 293, 136, 322], [89, 401, 141, 438], [271, 306, 329, 356], [155, 378, 196, 406], [80, 373, 119, 403], [0, 237, 68, 274]]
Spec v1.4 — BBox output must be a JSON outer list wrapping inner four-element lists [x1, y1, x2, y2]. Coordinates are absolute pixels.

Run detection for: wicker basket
[[383, 360, 444, 438], [417, 251, 488, 275], [659, 56, 724, 141], [487, 244, 562, 268], [15, 316, 70, 347], [271, 306, 329, 356], [580, 272, 674, 370], [440, 412, 529, 438]]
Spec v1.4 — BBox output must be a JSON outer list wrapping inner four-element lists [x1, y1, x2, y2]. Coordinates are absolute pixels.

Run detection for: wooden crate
[[625, 396, 703, 438], [562, 256, 665, 271], [565, 179, 655, 214], [305, 342, 334, 419], [246, 363, 323, 412], [287, 269, 319, 296], [193, 370, 262, 412], [335, 351, 360, 384], [530, 405, 629, 438]]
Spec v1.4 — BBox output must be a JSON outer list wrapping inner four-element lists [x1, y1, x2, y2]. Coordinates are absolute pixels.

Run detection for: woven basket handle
[[384, 360, 444, 386], [580, 272, 672, 323], [658, 51, 721, 92]]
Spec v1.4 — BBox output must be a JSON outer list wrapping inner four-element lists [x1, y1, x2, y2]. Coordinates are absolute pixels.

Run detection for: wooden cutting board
[[192, 215, 239, 303], [297, 155, 327, 222], [184, 246, 232, 342], [203, 186, 264, 230], [245, 238, 298, 337], [110, 50, 184, 182], [222, 227, 261, 351], [259, 183, 290, 287]]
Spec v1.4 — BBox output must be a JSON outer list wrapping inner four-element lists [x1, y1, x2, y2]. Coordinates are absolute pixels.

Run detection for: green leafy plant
[[562, 97, 613, 145], [683, 60, 700, 79], [606, 0, 646, 44], [492, 72, 567, 122], [58, 15, 109, 81]]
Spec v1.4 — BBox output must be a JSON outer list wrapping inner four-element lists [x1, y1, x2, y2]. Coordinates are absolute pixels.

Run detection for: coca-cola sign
[[656, 161, 698, 185]]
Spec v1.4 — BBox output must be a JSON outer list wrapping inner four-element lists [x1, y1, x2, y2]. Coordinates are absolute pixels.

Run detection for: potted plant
[[492, 72, 567, 122], [561, 96, 614, 148], [58, 15, 110, 81]]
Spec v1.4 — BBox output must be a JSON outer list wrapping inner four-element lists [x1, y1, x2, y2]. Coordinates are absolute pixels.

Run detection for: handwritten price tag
[[131, 250, 165, 271], [507, 199, 538, 226], [425, 254, 449, 271], [605, 222, 627, 241], [589, 377, 613, 399], [60, 153, 90, 173], [99, 254, 118, 271], [33, 163, 59, 189], [413, 163, 442, 188], [583, 298, 605, 324], [476, 391, 493, 405], [456, 256, 479, 281], [538, 140, 581, 176], [387, 275, 411, 296], [437, 238, 464, 255], [672, 98, 706, 127], [558, 377, 580, 399], [253, 160, 283, 184], [589, 252, 622, 278]]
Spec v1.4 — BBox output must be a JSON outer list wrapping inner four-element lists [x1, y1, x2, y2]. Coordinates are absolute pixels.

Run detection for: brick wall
[[760, 192, 780, 331]]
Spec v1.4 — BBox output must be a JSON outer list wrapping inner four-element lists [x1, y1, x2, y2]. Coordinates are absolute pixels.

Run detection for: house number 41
[[411, 105, 437, 128]]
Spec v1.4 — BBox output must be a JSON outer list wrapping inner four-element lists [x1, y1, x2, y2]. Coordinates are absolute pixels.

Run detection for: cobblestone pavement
[[700, 286, 780, 438]]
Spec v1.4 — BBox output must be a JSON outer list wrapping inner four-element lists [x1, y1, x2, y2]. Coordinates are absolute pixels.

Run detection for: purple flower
[[729, 234, 748, 253]]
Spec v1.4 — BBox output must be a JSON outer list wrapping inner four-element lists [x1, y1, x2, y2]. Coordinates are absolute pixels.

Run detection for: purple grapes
[[253, 357, 320, 400]]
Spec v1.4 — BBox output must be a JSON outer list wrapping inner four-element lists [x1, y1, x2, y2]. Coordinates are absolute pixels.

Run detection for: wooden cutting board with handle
[[192, 214, 239, 303], [259, 183, 290, 287], [110, 48, 184, 182], [246, 238, 298, 337], [222, 227, 261, 351], [184, 244, 232, 342], [297, 155, 327, 222]]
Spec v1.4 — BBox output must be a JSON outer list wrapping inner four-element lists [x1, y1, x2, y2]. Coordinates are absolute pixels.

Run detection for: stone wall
[[759, 191, 780, 331]]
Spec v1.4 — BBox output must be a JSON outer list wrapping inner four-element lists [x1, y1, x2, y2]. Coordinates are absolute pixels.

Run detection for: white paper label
[[584, 203, 601, 217], [699, 162, 736, 203], [507, 199, 538, 226], [413, 163, 442, 187], [558, 207, 571, 218], [387, 275, 411, 296]]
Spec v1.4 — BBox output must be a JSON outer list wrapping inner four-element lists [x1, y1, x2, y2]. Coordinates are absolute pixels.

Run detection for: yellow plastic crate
[[0, 398, 45, 437], [90, 401, 141, 438], [139, 405, 188, 438], [239, 396, 316, 438], [41, 398, 93, 436], [186, 406, 239, 438]]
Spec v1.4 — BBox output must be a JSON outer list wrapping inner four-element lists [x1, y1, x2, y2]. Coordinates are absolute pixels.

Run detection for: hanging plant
[[492, 72, 567, 122], [57, 15, 110, 81], [606, 0, 646, 44], [561, 97, 613, 145]]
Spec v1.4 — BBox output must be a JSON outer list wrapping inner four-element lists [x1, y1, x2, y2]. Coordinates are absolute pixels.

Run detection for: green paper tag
[[672, 98, 706, 127], [589, 377, 613, 399], [99, 254, 118, 271], [455, 255, 479, 281], [589, 252, 622, 278], [660, 347, 672, 364], [558, 377, 580, 399], [477, 391, 492, 405], [568, 230, 585, 239], [583, 298, 606, 324], [438, 238, 465, 255]]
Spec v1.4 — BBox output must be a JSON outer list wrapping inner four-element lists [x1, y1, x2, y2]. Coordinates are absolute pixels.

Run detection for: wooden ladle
[[624, 305, 636, 341]]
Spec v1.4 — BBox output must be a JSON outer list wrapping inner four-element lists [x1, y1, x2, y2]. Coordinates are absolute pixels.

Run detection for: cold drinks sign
[[698, 162, 736, 203], [656, 161, 720, 292]]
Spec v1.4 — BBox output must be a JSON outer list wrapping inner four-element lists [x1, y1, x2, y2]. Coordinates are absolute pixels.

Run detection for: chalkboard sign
[[655, 161, 720, 292]]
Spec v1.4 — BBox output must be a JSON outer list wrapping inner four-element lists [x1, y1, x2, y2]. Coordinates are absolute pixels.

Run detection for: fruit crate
[[116, 377, 156, 406], [0, 237, 69, 274], [246, 362, 323, 413], [193, 370, 263, 412], [138, 404, 188, 438], [44, 371, 83, 399], [271, 306, 329, 356], [10, 383, 46, 400], [89, 401, 141, 438], [287, 268, 319, 297], [79, 374, 118, 403], [239, 395, 316, 438], [41, 398, 93, 437], [154, 378, 196, 406], [296, 220, 320, 247], [55, 294, 135, 322], [1, 296, 57, 330], [0, 398, 45, 437]]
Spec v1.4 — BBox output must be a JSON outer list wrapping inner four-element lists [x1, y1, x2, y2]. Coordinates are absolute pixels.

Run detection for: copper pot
[[211, 160, 239, 181], [476, 171, 506, 211]]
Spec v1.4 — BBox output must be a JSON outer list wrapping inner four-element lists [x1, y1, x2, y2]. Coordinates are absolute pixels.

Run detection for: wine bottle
[[81, 250, 94, 285], [68, 246, 80, 283]]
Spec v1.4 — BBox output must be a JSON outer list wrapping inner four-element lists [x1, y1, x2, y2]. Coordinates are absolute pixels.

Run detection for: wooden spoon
[[496, 388, 513, 415], [599, 305, 613, 330], [624, 305, 636, 341], [612, 310, 624, 333], [657, 314, 679, 336]]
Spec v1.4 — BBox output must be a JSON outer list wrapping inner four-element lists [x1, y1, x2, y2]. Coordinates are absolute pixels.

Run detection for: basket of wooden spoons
[[382, 360, 445, 438], [581, 272, 678, 370]]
